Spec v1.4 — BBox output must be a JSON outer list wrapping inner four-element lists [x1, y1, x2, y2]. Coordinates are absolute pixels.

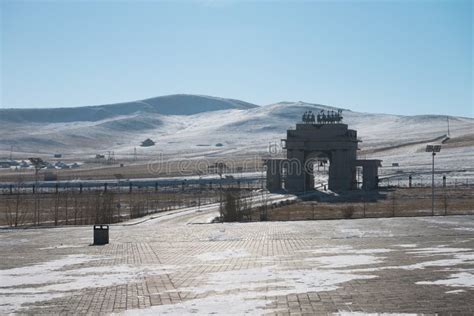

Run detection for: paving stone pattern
[[1, 210, 473, 315]]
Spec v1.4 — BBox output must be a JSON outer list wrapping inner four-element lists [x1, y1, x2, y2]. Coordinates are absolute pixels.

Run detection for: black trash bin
[[93, 225, 109, 245]]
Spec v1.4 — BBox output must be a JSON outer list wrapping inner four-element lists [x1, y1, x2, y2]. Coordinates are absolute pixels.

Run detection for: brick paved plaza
[[1, 206, 474, 315]]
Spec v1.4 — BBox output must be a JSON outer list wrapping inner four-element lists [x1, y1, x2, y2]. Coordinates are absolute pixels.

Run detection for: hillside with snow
[[0, 94, 258, 123], [0, 95, 472, 170]]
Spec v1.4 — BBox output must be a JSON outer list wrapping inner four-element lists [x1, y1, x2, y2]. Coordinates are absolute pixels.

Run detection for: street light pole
[[432, 152, 435, 216], [426, 145, 441, 216], [28, 157, 46, 226]]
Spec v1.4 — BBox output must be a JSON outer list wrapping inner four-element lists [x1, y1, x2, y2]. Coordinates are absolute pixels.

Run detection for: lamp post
[[28, 157, 46, 225], [197, 171, 202, 213], [425, 145, 441, 215]]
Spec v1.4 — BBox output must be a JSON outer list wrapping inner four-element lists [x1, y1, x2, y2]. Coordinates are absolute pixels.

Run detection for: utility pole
[[426, 145, 441, 216], [28, 158, 46, 225], [197, 172, 202, 212], [447, 116, 450, 137], [219, 182, 223, 221], [431, 152, 435, 215]]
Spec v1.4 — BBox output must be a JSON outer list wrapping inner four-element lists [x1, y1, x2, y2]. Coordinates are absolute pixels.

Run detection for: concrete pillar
[[358, 162, 380, 191], [329, 149, 355, 191], [265, 159, 283, 192], [304, 162, 315, 191], [285, 150, 305, 192], [362, 166, 376, 190]]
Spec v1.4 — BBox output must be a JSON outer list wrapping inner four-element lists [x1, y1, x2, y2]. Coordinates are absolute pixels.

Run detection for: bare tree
[[53, 191, 60, 226], [5, 189, 23, 227], [221, 190, 241, 222], [64, 189, 69, 225]]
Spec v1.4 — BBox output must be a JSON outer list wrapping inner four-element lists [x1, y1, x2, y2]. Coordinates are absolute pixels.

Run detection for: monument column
[[285, 149, 305, 192], [329, 149, 354, 191]]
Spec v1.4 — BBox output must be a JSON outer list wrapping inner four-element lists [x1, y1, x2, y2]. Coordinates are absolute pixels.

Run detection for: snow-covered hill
[[0, 96, 472, 164], [0, 94, 258, 123]]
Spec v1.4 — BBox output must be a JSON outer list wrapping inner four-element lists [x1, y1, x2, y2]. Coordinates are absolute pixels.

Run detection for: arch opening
[[304, 151, 331, 191]]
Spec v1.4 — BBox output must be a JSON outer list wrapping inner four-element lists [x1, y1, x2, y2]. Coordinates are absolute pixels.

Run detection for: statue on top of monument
[[336, 109, 343, 123], [308, 111, 315, 123], [316, 109, 344, 124], [302, 111, 317, 124], [302, 111, 308, 123]]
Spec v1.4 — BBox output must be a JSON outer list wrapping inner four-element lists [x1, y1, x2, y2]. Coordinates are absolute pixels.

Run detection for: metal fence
[[378, 176, 472, 189], [0, 180, 262, 227]]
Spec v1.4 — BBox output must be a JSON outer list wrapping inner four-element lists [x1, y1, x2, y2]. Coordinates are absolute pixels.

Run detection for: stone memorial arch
[[266, 110, 381, 192]]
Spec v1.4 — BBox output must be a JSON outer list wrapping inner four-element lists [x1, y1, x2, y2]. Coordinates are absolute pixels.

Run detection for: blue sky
[[1, 0, 472, 116]]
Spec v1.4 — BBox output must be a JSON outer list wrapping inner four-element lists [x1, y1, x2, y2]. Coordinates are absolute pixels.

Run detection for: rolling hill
[[0, 94, 258, 123], [0, 95, 472, 171]]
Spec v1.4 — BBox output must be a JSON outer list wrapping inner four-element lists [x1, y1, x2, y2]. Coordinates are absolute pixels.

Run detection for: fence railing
[[378, 176, 472, 189], [0, 181, 261, 227], [0, 177, 265, 195]]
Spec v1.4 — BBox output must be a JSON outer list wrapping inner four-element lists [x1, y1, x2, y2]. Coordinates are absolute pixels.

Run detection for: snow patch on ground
[[0, 255, 100, 287], [454, 227, 474, 232], [207, 229, 239, 241], [335, 312, 418, 316], [419, 218, 474, 226], [307, 255, 385, 268], [307, 246, 391, 255], [393, 245, 474, 272], [0, 255, 175, 314], [398, 252, 474, 270], [406, 247, 472, 255], [39, 244, 85, 250], [116, 292, 273, 315], [445, 289, 466, 294], [327, 244, 474, 292], [182, 266, 377, 297], [338, 228, 395, 238], [397, 244, 418, 248], [0, 238, 30, 245], [417, 272, 474, 288]]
